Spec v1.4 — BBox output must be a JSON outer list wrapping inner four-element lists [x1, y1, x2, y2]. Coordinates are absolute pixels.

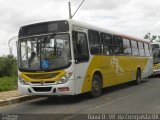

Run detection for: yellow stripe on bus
[[81, 56, 149, 93]]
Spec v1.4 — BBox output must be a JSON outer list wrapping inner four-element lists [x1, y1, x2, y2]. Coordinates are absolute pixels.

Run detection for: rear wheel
[[134, 69, 141, 85], [90, 74, 102, 98]]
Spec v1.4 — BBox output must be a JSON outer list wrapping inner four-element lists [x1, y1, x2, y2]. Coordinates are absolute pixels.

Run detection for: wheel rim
[[92, 80, 100, 93], [91, 75, 102, 97]]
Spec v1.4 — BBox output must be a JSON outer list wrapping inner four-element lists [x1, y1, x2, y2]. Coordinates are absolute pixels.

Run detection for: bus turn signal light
[[58, 87, 69, 92]]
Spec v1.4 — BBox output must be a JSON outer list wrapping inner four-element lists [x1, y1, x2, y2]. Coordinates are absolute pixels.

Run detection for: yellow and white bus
[[151, 42, 160, 75], [17, 20, 153, 97]]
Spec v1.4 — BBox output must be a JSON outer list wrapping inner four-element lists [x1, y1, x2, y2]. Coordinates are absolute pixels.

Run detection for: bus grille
[[32, 87, 52, 92], [25, 73, 59, 79], [31, 81, 55, 85]]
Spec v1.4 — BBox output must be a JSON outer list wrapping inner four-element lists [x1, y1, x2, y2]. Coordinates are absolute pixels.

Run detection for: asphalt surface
[[0, 77, 160, 119]]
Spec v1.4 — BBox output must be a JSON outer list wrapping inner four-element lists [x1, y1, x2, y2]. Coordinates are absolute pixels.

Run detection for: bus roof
[[19, 19, 150, 44], [68, 19, 150, 44]]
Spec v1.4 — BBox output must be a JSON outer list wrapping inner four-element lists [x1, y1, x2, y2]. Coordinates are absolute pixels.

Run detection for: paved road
[[0, 77, 160, 119]]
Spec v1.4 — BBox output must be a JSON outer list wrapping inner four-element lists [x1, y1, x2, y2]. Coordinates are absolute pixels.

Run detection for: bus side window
[[131, 40, 139, 56], [113, 35, 123, 55], [100, 32, 113, 55], [138, 42, 145, 56], [122, 38, 132, 55], [144, 43, 151, 56], [88, 30, 100, 55], [72, 31, 89, 63]]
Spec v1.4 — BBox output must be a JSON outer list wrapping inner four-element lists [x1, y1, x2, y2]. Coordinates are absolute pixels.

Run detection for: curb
[[0, 95, 39, 107]]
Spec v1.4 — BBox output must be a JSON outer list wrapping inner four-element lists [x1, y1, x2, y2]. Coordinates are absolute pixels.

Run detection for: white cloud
[[71, 0, 129, 10], [0, 0, 69, 56], [0, 0, 160, 56]]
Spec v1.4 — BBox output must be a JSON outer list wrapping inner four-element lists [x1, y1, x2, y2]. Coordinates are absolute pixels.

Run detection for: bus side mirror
[[75, 59, 78, 64]]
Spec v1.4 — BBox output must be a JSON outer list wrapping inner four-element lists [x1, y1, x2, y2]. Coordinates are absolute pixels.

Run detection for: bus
[[17, 19, 153, 97], [151, 41, 160, 50], [151, 42, 160, 75]]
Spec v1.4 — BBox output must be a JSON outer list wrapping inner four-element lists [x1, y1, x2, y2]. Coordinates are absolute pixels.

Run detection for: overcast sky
[[0, 0, 160, 56]]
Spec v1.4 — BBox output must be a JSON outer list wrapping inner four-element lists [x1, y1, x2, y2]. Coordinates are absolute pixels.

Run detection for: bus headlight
[[19, 76, 29, 85], [56, 72, 73, 84]]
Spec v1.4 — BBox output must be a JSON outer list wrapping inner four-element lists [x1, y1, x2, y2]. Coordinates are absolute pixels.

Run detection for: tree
[[144, 33, 160, 43], [0, 55, 17, 77], [144, 32, 151, 40]]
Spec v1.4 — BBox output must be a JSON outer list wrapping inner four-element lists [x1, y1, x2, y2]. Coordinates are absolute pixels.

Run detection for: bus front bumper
[[18, 80, 75, 96]]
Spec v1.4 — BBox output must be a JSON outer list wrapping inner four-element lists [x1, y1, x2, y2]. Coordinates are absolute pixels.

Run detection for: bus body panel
[[81, 56, 152, 93]]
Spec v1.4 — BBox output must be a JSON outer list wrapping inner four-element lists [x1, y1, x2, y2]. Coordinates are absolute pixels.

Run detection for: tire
[[90, 74, 102, 98], [135, 69, 141, 85]]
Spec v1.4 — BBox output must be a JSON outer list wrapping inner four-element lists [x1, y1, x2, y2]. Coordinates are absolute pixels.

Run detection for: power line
[[69, 0, 85, 19]]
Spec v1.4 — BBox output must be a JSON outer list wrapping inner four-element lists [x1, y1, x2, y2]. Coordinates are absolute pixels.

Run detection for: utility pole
[[68, 1, 72, 19], [68, 0, 85, 19]]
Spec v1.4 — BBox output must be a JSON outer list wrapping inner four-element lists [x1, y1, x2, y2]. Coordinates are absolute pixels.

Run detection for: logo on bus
[[111, 56, 124, 74], [41, 80, 44, 85]]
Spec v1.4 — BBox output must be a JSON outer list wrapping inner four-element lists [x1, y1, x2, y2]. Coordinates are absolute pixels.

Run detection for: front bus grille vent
[[25, 73, 59, 79], [32, 87, 52, 92], [31, 81, 55, 84]]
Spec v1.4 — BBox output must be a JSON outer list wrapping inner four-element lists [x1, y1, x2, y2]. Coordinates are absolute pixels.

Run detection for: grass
[[0, 76, 17, 92]]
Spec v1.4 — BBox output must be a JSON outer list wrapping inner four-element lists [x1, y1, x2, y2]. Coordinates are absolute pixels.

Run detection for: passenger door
[[72, 27, 90, 94]]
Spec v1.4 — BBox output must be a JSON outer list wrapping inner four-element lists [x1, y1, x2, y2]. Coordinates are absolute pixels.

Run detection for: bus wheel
[[135, 69, 141, 85], [90, 74, 102, 98]]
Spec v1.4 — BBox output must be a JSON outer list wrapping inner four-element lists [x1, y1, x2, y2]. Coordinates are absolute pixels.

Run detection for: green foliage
[[144, 32, 160, 42], [0, 55, 17, 77], [0, 55, 18, 91], [0, 76, 17, 91], [144, 32, 151, 40]]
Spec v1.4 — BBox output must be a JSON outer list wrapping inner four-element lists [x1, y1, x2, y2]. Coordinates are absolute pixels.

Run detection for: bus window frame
[[72, 31, 89, 64], [112, 35, 124, 56], [100, 32, 113, 56], [88, 29, 101, 55], [122, 37, 132, 56], [131, 40, 139, 56]]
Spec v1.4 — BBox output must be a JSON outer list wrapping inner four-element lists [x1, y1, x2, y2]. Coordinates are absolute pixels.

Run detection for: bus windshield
[[151, 43, 160, 50], [153, 48, 160, 64], [18, 33, 71, 71]]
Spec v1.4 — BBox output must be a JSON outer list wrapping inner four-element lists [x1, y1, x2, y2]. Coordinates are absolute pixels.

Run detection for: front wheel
[[90, 74, 102, 98]]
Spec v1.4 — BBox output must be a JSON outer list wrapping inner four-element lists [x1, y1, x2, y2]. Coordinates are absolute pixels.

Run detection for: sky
[[0, 0, 160, 56]]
